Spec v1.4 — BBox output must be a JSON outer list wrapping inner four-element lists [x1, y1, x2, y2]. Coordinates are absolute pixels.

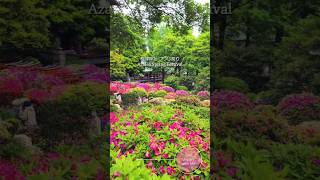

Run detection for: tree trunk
[[218, 15, 227, 50], [275, 25, 284, 44]]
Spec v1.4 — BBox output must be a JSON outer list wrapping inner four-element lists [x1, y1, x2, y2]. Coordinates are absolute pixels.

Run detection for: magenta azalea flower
[[160, 86, 175, 93], [176, 90, 189, 96]]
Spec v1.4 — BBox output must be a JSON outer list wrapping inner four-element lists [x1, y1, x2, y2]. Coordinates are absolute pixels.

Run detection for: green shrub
[[0, 140, 30, 159], [195, 67, 210, 91], [148, 90, 167, 98], [111, 154, 173, 180], [175, 95, 201, 106], [214, 105, 290, 143], [269, 143, 320, 179], [277, 93, 320, 125], [215, 77, 249, 93], [164, 75, 179, 89], [177, 76, 194, 90], [122, 92, 139, 107], [37, 82, 108, 146], [176, 85, 188, 91], [129, 87, 147, 98], [292, 121, 320, 145], [257, 90, 283, 105]]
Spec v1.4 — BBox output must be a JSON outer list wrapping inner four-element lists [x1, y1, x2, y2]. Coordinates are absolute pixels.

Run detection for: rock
[[13, 134, 33, 148], [201, 100, 210, 107], [13, 134, 42, 155], [114, 104, 122, 111], [12, 98, 30, 106], [19, 105, 38, 128], [90, 111, 101, 136], [149, 98, 165, 105]]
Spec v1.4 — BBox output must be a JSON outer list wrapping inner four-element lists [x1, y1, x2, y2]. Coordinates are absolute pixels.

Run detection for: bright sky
[[194, 0, 210, 4]]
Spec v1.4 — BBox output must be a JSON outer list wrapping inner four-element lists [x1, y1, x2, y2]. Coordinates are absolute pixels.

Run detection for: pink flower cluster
[[211, 90, 254, 113], [160, 86, 175, 93], [176, 90, 189, 96], [278, 93, 320, 113], [197, 91, 210, 99], [0, 160, 25, 180]]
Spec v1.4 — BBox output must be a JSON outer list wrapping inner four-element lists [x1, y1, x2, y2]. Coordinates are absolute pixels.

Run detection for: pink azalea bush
[[160, 86, 175, 93], [0, 160, 25, 180], [176, 90, 189, 96], [0, 76, 24, 103], [197, 91, 210, 100], [211, 90, 254, 114], [277, 93, 320, 124]]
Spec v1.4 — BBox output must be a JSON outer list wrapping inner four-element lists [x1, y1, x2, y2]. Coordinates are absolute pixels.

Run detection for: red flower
[[159, 166, 166, 174], [167, 166, 176, 175]]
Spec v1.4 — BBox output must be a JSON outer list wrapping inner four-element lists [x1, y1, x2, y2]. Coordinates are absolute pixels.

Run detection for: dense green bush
[[164, 75, 179, 89], [292, 121, 320, 145], [129, 87, 148, 98], [177, 76, 194, 90], [122, 87, 147, 106], [176, 85, 188, 91], [214, 105, 290, 143], [215, 77, 249, 93], [37, 82, 108, 146], [269, 143, 320, 179], [257, 90, 283, 105], [148, 90, 167, 98], [195, 67, 210, 91], [175, 95, 201, 106], [122, 92, 139, 107]]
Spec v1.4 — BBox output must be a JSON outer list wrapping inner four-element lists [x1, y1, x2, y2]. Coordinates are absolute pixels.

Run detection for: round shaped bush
[[176, 95, 201, 106], [257, 90, 283, 105], [160, 86, 175, 93], [215, 77, 249, 93], [176, 90, 189, 96], [214, 105, 290, 143], [122, 91, 140, 106], [164, 92, 176, 99], [197, 91, 210, 100], [37, 82, 108, 145], [164, 75, 179, 89], [136, 83, 150, 91], [129, 87, 147, 98], [176, 85, 188, 91], [212, 90, 254, 114], [277, 93, 320, 125], [0, 77, 23, 104], [149, 90, 167, 98], [293, 121, 320, 145]]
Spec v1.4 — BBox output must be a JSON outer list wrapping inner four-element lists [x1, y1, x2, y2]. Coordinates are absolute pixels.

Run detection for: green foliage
[[110, 51, 127, 80], [175, 95, 201, 107], [164, 75, 179, 89], [0, 0, 50, 50], [110, 155, 173, 180], [176, 85, 188, 91], [214, 105, 290, 143], [269, 143, 320, 179], [149, 90, 167, 98], [194, 66, 210, 91], [130, 88, 148, 98], [177, 76, 194, 90], [257, 90, 283, 105], [230, 142, 288, 180], [37, 82, 107, 146], [122, 92, 139, 107], [271, 16, 320, 95], [215, 77, 250, 93]]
